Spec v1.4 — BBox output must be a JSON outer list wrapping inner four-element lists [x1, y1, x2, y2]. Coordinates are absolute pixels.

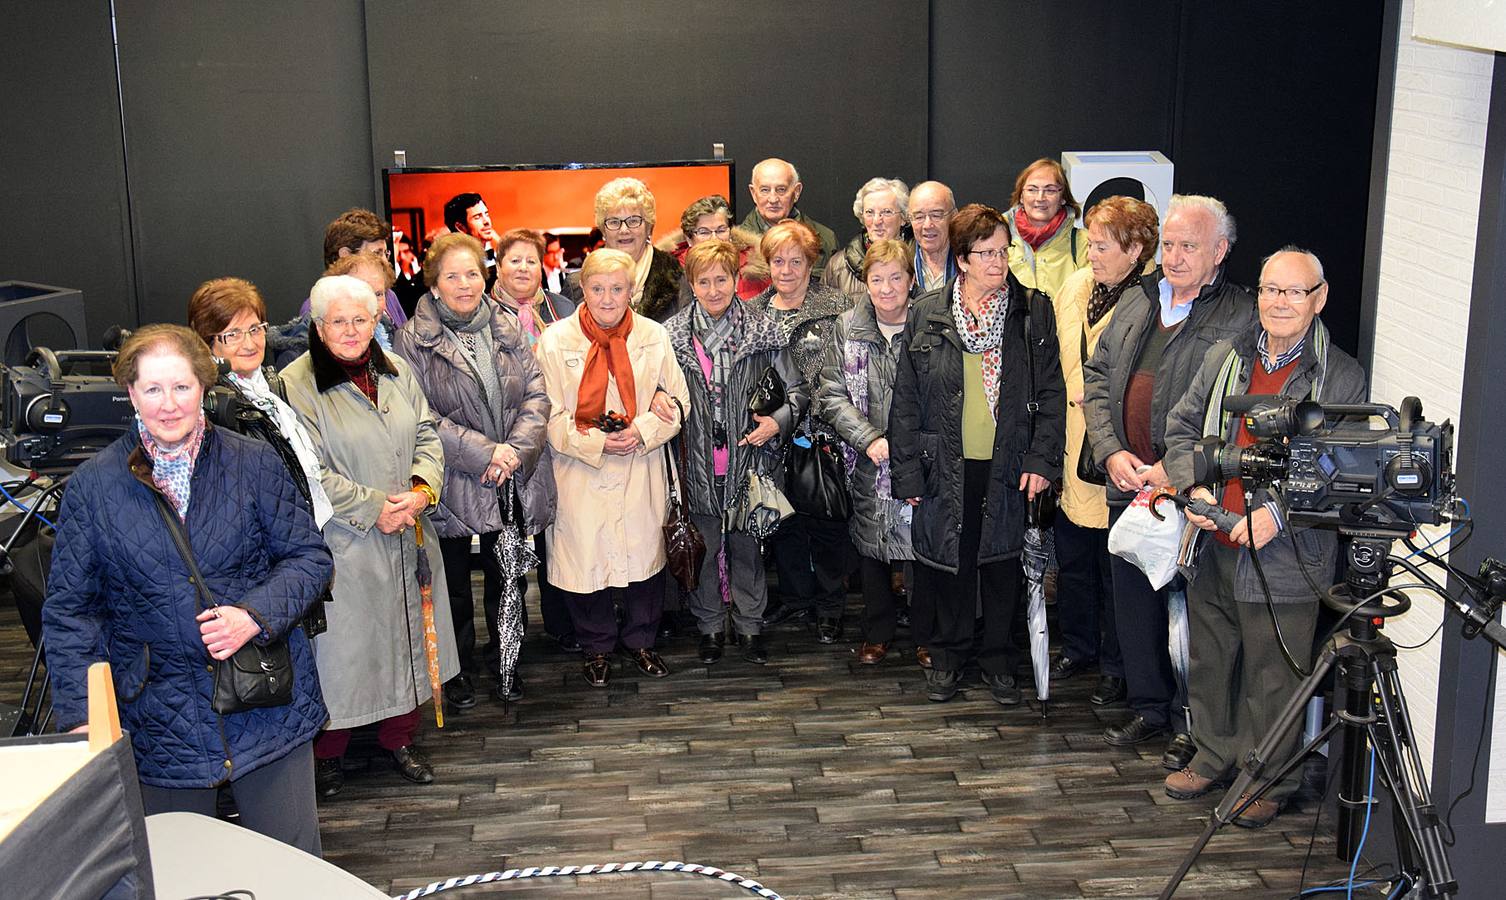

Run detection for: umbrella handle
[[415, 518, 425, 547]]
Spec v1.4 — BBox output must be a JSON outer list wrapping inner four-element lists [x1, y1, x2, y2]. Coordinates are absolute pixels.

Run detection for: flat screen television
[[381, 159, 736, 295]]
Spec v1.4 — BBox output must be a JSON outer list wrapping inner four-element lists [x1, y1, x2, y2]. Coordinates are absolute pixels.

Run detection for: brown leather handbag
[[662, 398, 707, 591]]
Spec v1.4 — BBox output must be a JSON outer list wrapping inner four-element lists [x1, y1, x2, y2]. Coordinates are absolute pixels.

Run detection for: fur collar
[[309, 326, 398, 393]]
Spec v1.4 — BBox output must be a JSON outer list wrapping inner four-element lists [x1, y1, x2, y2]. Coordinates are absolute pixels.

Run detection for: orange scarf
[[574, 307, 638, 431]]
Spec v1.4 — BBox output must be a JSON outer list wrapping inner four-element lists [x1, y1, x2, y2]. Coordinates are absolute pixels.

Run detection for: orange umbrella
[[413, 520, 444, 729]]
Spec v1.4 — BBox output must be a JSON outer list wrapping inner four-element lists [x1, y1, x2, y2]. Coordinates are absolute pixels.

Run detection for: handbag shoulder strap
[[1022, 293, 1038, 440], [662, 397, 689, 503], [152, 493, 217, 613]]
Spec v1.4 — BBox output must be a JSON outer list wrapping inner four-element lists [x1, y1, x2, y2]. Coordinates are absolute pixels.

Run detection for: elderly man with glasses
[[907, 181, 959, 294], [740, 158, 839, 279], [1158, 246, 1366, 827]]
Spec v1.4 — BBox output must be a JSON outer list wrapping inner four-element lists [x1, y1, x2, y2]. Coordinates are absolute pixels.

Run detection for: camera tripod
[[1159, 530, 1506, 899]]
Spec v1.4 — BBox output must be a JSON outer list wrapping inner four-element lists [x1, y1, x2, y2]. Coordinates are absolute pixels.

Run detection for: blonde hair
[[861, 239, 915, 281], [578, 247, 636, 284], [593, 177, 656, 231]]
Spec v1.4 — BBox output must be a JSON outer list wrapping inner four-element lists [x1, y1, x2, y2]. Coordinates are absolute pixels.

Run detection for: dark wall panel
[[1174, 4, 1382, 356], [0, 1, 134, 341], [114, 1, 375, 323], [364, 0, 928, 245], [930, 0, 1181, 210]]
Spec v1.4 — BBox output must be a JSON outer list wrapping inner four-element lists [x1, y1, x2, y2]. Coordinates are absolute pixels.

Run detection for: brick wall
[[1370, 0, 1494, 772]]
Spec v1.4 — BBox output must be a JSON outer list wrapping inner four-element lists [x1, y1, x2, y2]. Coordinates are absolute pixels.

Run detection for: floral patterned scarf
[[138, 409, 207, 520], [951, 274, 1009, 422]]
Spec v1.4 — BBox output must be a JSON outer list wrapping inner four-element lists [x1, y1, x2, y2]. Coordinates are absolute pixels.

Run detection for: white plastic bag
[[1108, 487, 1186, 589]]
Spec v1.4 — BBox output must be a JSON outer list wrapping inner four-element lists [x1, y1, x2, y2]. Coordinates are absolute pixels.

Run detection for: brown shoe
[[890, 569, 907, 598], [915, 646, 933, 669], [858, 641, 890, 664], [583, 654, 610, 688], [627, 647, 670, 678], [1164, 767, 1224, 800], [1233, 793, 1282, 828]]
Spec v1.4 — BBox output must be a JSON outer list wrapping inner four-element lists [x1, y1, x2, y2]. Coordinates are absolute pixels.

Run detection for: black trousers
[[138, 740, 321, 857], [859, 556, 902, 644], [1107, 504, 1185, 731], [558, 569, 666, 656], [439, 531, 502, 677], [913, 458, 1022, 676], [533, 530, 575, 641], [768, 512, 853, 618], [1053, 513, 1122, 675]]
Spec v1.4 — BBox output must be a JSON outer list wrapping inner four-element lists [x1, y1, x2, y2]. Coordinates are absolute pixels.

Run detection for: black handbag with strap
[[784, 425, 852, 522], [152, 494, 295, 714], [662, 398, 707, 591]]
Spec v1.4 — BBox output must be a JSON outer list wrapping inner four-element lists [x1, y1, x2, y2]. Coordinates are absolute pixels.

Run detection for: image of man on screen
[[444, 192, 500, 290]]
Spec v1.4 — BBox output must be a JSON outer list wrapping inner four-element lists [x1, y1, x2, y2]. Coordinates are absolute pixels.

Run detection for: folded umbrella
[[491, 484, 539, 701], [413, 520, 444, 729], [1022, 521, 1051, 718]]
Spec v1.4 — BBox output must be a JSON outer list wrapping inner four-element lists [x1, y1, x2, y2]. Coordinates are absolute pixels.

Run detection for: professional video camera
[[0, 347, 133, 472], [1191, 395, 1455, 534]]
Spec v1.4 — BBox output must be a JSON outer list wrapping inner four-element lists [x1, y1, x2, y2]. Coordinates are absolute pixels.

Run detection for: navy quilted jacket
[[42, 425, 333, 788]]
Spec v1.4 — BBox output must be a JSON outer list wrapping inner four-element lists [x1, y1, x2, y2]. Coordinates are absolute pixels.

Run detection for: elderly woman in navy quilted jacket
[[42, 325, 333, 855]]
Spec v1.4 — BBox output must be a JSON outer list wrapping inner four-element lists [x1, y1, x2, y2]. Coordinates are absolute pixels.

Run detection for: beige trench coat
[[536, 310, 690, 594], [281, 345, 460, 729]]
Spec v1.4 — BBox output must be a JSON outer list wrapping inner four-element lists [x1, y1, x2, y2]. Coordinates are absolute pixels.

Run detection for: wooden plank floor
[[1, 578, 1384, 899]]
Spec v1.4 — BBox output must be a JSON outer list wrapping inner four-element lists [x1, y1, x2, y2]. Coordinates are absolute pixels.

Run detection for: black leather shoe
[[1161, 731, 1198, 771], [1104, 715, 1170, 746], [443, 673, 476, 710], [628, 647, 670, 678], [742, 633, 768, 665], [983, 672, 1022, 706], [555, 633, 582, 654], [762, 599, 811, 627], [698, 632, 724, 664], [492, 676, 523, 703], [816, 617, 842, 644], [925, 668, 959, 702], [1049, 655, 1094, 681], [314, 757, 343, 798], [1090, 675, 1128, 706], [391, 745, 434, 784], [583, 654, 611, 687]]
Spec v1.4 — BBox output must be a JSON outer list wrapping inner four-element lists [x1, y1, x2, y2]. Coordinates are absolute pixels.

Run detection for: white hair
[[1168, 194, 1237, 247], [309, 274, 379, 320], [851, 177, 912, 223], [908, 180, 955, 212], [1262, 244, 1325, 282]]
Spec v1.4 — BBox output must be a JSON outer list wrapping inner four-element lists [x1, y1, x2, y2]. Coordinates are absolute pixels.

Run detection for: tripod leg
[[1368, 663, 1457, 897], [1158, 640, 1340, 900]]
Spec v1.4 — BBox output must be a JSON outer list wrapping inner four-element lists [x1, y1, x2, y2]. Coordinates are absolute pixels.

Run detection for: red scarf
[[1014, 206, 1067, 250], [574, 307, 638, 431], [338, 348, 378, 405]]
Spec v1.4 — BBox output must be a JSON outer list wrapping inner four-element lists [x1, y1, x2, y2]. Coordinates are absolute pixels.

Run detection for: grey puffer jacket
[[820, 233, 870, 305], [392, 293, 553, 536], [817, 298, 913, 562], [1163, 318, 1367, 602], [665, 302, 803, 518], [1081, 265, 1256, 506], [746, 281, 852, 434], [890, 274, 1066, 573]]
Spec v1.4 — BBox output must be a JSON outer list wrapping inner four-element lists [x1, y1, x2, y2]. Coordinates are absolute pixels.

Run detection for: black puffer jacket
[[1081, 265, 1256, 506], [665, 302, 803, 517], [889, 274, 1066, 573]]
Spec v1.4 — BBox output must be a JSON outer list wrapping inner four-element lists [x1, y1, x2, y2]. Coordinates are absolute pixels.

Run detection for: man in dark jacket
[[1159, 247, 1366, 827], [1081, 194, 1257, 769], [741, 158, 839, 279]]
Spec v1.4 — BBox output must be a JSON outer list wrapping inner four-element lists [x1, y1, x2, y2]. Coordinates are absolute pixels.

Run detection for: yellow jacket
[[1007, 208, 1089, 299], [1053, 267, 1110, 529]]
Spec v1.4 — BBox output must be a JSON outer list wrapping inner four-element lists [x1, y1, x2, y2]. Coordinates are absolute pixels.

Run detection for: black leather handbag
[[154, 494, 295, 714], [747, 365, 786, 417], [784, 427, 852, 521], [1074, 325, 1107, 486], [662, 398, 707, 591]]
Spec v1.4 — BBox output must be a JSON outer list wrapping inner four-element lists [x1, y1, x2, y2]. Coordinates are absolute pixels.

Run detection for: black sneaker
[[1090, 675, 1127, 706], [443, 673, 476, 710], [925, 668, 959, 702], [983, 672, 1022, 706], [314, 756, 343, 799]]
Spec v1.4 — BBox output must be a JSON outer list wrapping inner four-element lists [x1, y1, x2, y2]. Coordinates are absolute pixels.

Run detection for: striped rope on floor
[[391, 860, 784, 899]]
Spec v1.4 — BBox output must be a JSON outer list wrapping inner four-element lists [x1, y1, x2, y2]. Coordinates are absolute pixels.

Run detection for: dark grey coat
[[665, 301, 803, 518], [745, 281, 852, 432], [392, 293, 552, 536], [889, 274, 1067, 574], [1163, 319, 1367, 603], [1081, 265, 1257, 506], [817, 298, 913, 562]]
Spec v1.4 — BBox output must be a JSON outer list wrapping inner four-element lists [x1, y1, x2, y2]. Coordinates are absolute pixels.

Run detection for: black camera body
[[0, 349, 133, 472], [1193, 396, 1454, 532]]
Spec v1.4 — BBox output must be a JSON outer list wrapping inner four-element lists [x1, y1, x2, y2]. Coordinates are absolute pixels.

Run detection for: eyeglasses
[[692, 225, 731, 240], [862, 207, 899, 220], [968, 247, 1008, 261], [317, 315, 375, 332], [1022, 186, 1063, 198], [214, 322, 270, 345], [910, 209, 953, 224], [602, 215, 645, 231], [1257, 282, 1325, 301]]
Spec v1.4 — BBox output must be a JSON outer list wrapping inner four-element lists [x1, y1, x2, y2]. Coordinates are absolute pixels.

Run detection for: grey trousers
[[1186, 541, 1319, 799], [689, 514, 767, 636], [138, 739, 322, 857]]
